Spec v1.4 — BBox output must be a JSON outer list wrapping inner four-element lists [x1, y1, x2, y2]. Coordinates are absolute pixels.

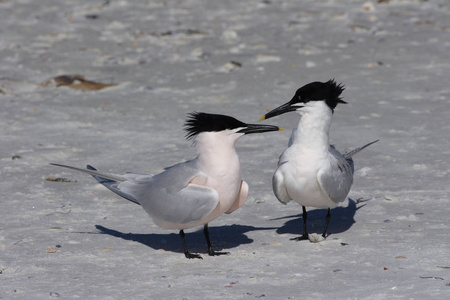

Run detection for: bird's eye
[[298, 95, 309, 103]]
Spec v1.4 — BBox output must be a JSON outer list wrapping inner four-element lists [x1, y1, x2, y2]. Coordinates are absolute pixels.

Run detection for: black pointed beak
[[259, 100, 300, 121], [238, 123, 284, 135]]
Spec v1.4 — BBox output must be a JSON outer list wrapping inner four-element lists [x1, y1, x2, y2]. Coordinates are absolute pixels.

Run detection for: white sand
[[1, 0, 449, 298]]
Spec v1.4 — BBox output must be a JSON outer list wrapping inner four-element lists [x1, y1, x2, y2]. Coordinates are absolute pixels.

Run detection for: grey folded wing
[[316, 147, 354, 204], [116, 159, 220, 226]]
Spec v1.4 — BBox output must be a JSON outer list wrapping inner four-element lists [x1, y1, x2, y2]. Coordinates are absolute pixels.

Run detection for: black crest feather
[[292, 79, 346, 110], [324, 79, 346, 110], [184, 112, 246, 140]]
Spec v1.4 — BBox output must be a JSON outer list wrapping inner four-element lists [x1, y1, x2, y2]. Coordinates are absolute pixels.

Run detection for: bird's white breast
[[190, 131, 244, 225], [278, 145, 336, 208], [201, 153, 242, 208]]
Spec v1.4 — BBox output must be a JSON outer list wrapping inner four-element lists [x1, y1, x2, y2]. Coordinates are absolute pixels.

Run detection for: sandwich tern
[[260, 80, 378, 241], [51, 112, 282, 258]]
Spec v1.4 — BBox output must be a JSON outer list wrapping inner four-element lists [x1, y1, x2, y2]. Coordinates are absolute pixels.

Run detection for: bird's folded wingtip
[[86, 164, 97, 171]]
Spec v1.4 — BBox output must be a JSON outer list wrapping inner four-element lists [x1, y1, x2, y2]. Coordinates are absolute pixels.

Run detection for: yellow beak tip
[[258, 116, 266, 121], [279, 127, 285, 131]]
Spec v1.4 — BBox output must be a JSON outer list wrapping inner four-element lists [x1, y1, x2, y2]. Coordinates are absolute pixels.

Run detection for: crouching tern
[[50, 112, 282, 259], [259, 80, 378, 241]]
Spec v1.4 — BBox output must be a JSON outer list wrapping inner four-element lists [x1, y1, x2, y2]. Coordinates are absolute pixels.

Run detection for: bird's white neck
[[194, 131, 242, 175], [292, 101, 333, 151]]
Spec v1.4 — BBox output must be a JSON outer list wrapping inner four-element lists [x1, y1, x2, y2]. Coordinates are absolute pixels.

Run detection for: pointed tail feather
[[50, 163, 127, 182], [343, 139, 379, 160], [49, 163, 140, 205]]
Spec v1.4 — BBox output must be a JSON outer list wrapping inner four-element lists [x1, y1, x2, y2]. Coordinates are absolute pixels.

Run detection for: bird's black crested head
[[184, 112, 247, 140], [291, 79, 346, 110]]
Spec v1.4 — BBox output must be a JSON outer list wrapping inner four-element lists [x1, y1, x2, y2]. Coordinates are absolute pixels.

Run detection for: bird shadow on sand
[[273, 198, 366, 238], [92, 224, 277, 255]]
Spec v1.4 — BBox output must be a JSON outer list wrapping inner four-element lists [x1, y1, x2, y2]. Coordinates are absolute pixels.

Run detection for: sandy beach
[[1, 0, 449, 299]]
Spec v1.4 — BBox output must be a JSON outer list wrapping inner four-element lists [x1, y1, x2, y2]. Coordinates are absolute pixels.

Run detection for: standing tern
[[259, 80, 378, 242], [51, 112, 282, 259]]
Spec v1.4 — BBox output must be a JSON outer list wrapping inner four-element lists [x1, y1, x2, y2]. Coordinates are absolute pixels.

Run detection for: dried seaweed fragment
[[45, 248, 58, 253], [41, 75, 117, 91], [45, 176, 76, 183]]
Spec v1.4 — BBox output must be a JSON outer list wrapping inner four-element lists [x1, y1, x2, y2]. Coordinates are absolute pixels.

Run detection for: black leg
[[203, 224, 229, 256], [291, 206, 309, 241], [322, 208, 331, 238], [179, 230, 202, 259]]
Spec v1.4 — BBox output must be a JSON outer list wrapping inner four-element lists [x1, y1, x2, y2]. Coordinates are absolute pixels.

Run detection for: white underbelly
[[204, 177, 241, 215], [171, 177, 241, 230], [281, 164, 336, 209]]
